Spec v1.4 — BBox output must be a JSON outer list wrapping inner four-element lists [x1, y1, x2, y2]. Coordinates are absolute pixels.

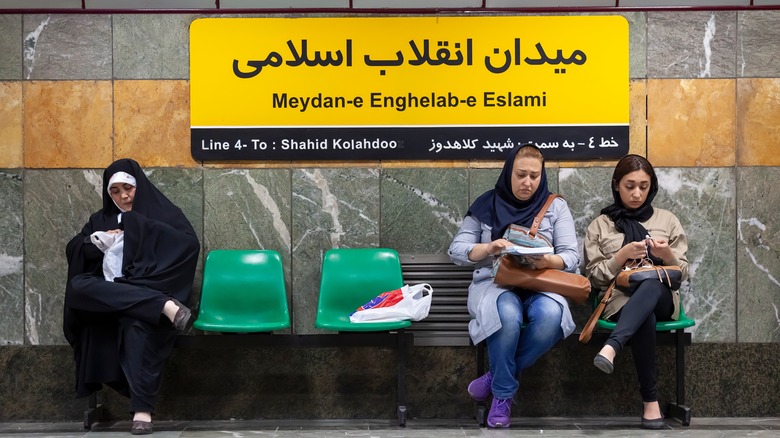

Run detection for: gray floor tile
[[1, 418, 779, 437]]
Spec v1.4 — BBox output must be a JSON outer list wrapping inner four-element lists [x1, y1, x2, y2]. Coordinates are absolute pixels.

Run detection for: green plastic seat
[[193, 249, 290, 332], [595, 293, 696, 331], [315, 248, 412, 332]]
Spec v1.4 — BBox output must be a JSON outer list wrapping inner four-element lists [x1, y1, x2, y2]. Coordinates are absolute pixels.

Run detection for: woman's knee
[[496, 292, 523, 326]]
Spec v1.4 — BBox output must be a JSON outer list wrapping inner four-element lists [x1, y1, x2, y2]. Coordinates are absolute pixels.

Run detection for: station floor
[[1, 417, 780, 437]]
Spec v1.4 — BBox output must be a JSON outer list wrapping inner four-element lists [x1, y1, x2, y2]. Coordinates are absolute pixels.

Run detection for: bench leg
[[667, 329, 692, 426], [396, 329, 407, 427], [474, 341, 487, 427], [83, 392, 103, 430]]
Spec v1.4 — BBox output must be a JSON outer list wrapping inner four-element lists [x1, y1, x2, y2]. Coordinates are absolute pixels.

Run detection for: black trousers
[[606, 280, 674, 402], [68, 274, 178, 413]]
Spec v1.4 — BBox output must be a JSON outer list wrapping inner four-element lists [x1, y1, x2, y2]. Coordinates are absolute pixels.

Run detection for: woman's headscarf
[[100, 159, 195, 235], [600, 154, 661, 263], [467, 144, 551, 241]]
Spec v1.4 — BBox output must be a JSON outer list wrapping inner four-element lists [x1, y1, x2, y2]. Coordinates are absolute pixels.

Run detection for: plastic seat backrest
[[316, 248, 405, 325], [195, 249, 290, 332]]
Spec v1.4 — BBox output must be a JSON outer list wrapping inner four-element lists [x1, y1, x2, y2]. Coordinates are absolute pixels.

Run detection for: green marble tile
[[737, 11, 780, 77], [0, 15, 22, 80], [24, 169, 103, 345], [22, 14, 112, 80], [625, 11, 648, 80], [291, 168, 380, 334], [647, 11, 736, 79], [0, 170, 23, 344], [380, 168, 467, 254], [586, 11, 647, 79], [113, 14, 196, 79], [203, 168, 292, 325], [736, 167, 780, 342], [655, 167, 736, 342]]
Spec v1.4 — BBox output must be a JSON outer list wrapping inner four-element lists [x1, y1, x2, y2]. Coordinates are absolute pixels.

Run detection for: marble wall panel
[[0, 170, 23, 345], [0, 82, 23, 168], [203, 168, 292, 319], [625, 12, 647, 80], [24, 169, 104, 345], [560, 167, 737, 341], [655, 167, 736, 342], [291, 168, 380, 333], [647, 79, 736, 167], [22, 14, 111, 80], [0, 15, 21, 80], [23, 81, 113, 169], [736, 168, 780, 343], [114, 80, 196, 168], [647, 11, 736, 79], [737, 11, 780, 77], [736, 78, 780, 166], [379, 168, 467, 254], [113, 14, 195, 80]]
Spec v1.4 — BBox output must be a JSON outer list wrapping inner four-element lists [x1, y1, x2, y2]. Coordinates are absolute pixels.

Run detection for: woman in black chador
[[64, 158, 200, 435]]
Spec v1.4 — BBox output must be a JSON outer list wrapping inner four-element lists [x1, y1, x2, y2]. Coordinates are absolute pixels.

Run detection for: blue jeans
[[486, 291, 564, 399]]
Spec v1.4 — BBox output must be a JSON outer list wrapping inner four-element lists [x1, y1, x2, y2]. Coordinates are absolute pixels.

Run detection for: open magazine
[[500, 245, 553, 265]]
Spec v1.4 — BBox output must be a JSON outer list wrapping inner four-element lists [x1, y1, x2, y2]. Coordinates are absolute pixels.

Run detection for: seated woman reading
[[63, 158, 200, 435], [448, 144, 580, 428]]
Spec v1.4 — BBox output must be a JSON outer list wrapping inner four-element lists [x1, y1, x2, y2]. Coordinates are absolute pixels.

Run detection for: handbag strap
[[529, 194, 561, 237], [578, 280, 615, 344]]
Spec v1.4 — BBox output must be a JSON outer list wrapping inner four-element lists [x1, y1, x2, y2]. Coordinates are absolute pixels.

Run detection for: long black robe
[[63, 159, 200, 411]]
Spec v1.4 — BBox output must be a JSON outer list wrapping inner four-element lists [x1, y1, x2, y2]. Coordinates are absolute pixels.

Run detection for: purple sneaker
[[467, 372, 492, 401], [487, 397, 512, 428]]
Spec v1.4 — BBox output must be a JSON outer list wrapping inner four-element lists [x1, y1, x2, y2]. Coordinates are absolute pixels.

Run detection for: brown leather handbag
[[616, 258, 682, 292], [492, 194, 591, 305]]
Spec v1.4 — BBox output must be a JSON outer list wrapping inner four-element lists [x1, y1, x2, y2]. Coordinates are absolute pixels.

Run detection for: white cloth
[[90, 231, 125, 282], [107, 171, 136, 192]]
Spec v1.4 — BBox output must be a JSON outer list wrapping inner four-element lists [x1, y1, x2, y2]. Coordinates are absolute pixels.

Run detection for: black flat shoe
[[640, 416, 666, 429], [131, 420, 153, 435], [593, 354, 614, 374]]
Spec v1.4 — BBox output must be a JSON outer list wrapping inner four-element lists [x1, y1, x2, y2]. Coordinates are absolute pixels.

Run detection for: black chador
[[63, 158, 200, 414]]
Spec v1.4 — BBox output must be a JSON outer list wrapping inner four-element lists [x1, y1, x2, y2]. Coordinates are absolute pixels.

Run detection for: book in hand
[[500, 245, 553, 265]]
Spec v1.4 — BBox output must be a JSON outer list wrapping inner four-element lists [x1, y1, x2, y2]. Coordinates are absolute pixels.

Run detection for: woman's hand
[[468, 239, 512, 262], [526, 253, 565, 270], [106, 229, 123, 235], [486, 239, 512, 256], [647, 237, 674, 263], [615, 240, 649, 266]]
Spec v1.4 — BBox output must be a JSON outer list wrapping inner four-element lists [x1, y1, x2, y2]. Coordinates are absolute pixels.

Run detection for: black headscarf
[[467, 144, 551, 241], [600, 155, 661, 264]]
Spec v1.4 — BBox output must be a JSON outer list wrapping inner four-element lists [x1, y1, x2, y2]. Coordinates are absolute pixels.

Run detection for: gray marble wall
[[5, 164, 775, 343]]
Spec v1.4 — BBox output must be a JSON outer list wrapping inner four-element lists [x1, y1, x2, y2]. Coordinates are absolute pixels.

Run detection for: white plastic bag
[[90, 231, 125, 282], [349, 283, 433, 323]]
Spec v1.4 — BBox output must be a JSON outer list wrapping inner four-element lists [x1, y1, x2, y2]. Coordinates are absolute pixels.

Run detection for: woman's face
[[511, 155, 543, 201], [109, 183, 136, 212], [616, 169, 652, 209]]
